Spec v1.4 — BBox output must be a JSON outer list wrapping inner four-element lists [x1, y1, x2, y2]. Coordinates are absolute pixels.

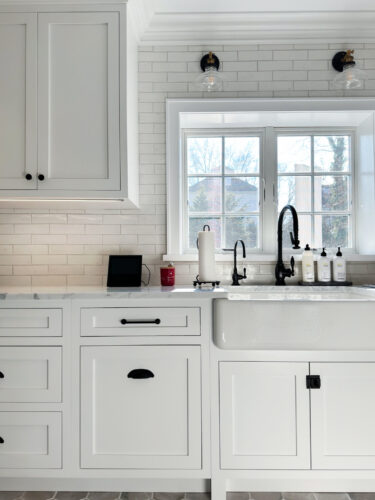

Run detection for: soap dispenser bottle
[[317, 248, 331, 282], [333, 247, 346, 282], [302, 244, 315, 282]]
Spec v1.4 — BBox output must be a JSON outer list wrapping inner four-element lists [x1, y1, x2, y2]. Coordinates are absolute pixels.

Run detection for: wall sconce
[[332, 49, 367, 90], [195, 51, 223, 92]]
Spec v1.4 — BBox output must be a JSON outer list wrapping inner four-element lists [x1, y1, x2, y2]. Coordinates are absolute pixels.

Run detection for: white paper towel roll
[[198, 227, 216, 282]]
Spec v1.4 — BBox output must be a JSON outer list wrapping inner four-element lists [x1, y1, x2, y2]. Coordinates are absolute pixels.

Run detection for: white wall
[[1, 42, 375, 287]]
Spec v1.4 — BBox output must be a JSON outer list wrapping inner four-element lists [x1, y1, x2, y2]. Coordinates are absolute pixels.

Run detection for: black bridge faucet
[[224, 240, 247, 286], [275, 204, 300, 286]]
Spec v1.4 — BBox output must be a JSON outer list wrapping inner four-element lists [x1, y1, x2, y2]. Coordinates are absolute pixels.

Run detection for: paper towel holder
[[194, 224, 220, 288], [193, 275, 221, 288]]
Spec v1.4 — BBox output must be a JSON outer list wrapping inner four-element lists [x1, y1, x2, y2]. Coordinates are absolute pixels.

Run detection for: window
[[277, 133, 353, 249], [183, 129, 354, 253], [185, 133, 262, 251]]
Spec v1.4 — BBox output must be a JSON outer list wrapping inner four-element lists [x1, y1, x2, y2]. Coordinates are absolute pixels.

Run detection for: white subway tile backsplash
[[49, 245, 84, 255], [50, 224, 84, 234], [13, 245, 48, 255], [0, 42, 374, 287], [32, 255, 67, 265], [13, 265, 48, 275], [32, 234, 66, 244], [32, 214, 67, 224]]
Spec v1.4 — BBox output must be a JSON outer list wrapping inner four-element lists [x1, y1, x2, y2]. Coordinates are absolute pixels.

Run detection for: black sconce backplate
[[332, 51, 353, 72], [200, 53, 220, 72]]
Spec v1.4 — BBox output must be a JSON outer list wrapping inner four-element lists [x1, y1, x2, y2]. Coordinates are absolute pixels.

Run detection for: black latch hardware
[[306, 375, 321, 389]]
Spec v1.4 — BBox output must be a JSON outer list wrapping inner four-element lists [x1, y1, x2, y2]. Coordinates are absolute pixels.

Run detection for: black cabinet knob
[[25, 173, 33, 181], [0, 437, 4, 444], [38, 174, 45, 181], [0, 371, 4, 379]]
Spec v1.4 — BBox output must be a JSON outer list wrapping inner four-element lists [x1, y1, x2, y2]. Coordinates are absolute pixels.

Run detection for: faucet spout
[[275, 205, 300, 286]]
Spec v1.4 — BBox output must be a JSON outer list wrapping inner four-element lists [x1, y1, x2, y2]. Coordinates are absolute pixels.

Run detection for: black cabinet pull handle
[[25, 173, 33, 181], [0, 437, 4, 444], [120, 318, 161, 325], [127, 369, 154, 379], [38, 174, 45, 181], [0, 371, 4, 379]]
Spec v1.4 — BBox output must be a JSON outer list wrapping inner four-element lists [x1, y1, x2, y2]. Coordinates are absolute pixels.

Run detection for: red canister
[[160, 263, 175, 286]]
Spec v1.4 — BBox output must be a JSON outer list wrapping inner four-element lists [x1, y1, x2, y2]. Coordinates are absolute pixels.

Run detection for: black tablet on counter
[[107, 255, 142, 287]]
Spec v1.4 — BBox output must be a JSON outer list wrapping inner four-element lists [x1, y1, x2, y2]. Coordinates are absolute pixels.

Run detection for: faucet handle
[[290, 256, 295, 276], [243, 268, 247, 280]]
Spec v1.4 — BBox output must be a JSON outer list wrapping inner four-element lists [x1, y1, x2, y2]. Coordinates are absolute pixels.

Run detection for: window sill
[[163, 254, 375, 263]]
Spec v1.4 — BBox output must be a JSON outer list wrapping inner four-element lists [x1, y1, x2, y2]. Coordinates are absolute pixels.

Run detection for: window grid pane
[[187, 135, 261, 250], [277, 134, 352, 249]]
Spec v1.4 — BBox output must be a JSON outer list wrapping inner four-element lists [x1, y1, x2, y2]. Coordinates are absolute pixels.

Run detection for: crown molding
[[127, 0, 154, 42], [139, 10, 375, 45]]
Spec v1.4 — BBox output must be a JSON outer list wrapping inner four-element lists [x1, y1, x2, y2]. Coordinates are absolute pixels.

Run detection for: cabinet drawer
[[0, 347, 61, 403], [0, 412, 61, 468], [0, 308, 62, 337], [81, 345, 202, 469], [80, 307, 200, 336]]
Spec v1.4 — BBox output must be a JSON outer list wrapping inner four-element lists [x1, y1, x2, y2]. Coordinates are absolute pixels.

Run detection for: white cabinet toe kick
[[1, 292, 375, 495]]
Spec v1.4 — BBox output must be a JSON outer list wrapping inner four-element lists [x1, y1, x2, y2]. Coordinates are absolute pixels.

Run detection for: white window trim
[[165, 97, 375, 262]]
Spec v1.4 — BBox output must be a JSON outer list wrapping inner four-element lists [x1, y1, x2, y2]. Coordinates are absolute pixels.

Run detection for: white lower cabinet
[[219, 362, 311, 469], [81, 345, 202, 469], [311, 362, 375, 469], [220, 361, 375, 472], [0, 412, 61, 468]]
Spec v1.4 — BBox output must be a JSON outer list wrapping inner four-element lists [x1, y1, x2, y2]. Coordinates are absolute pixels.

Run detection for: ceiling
[[129, 0, 375, 45]]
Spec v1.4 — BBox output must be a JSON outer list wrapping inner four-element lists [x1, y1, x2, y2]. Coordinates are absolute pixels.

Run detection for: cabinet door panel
[[0, 412, 61, 468], [81, 345, 201, 469], [38, 13, 120, 191], [311, 362, 375, 469], [0, 347, 61, 402], [0, 14, 37, 189], [220, 362, 310, 469]]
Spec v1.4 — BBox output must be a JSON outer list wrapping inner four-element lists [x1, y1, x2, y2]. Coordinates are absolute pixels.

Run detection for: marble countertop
[[0, 285, 374, 301], [0, 285, 228, 300]]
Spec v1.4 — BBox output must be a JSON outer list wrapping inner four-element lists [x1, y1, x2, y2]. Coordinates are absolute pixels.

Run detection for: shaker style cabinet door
[[37, 13, 120, 191], [81, 345, 202, 469], [220, 362, 311, 469], [311, 362, 375, 469], [0, 14, 37, 189]]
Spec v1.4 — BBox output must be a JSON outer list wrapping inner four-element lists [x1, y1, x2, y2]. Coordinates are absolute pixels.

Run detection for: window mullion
[[311, 135, 315, 248], [221, 136, 225, 249]]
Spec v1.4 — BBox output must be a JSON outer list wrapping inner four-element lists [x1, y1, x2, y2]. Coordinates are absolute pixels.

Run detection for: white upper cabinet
[[38, 13, 120, 191], [0, 6, 138, 206], [220, 362, 311, 470], [0, 14, 37, 189], [311, 362, 375, 470]]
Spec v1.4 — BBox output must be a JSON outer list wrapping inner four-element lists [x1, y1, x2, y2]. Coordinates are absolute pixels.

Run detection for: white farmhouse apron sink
[[214, 286, 375, 350]]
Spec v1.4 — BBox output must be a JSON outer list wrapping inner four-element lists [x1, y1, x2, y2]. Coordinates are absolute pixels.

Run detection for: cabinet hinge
[[306, 375, 321, 389]]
